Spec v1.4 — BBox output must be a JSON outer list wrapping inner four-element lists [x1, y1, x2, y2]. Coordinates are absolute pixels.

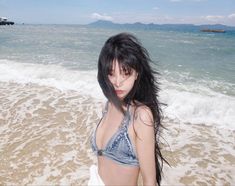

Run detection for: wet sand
[[0, 82, 234, 185], [161, 119, 235, 186]]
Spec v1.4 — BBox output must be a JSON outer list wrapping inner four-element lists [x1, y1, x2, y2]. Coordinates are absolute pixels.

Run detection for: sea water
[[0, 25, 234, 185]]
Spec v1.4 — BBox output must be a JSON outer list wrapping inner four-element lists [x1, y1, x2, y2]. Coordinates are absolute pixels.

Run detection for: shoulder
[[133, 104, 154, 126], [131, 104, 155, 145], [132, 103, 154, 139]]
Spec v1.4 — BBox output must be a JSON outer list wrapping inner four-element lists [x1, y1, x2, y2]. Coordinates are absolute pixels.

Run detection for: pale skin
[[96, 60, 157, 186]]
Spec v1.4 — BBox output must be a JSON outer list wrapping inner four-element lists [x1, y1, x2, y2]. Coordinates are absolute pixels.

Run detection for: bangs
[[107, 57, 137, 76]]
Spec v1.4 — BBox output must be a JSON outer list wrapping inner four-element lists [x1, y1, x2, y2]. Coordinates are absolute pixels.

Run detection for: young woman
[[89, 33, 167, 186]]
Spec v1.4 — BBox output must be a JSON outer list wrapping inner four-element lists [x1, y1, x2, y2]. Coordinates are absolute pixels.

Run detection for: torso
[[98, 157, 139, 185], [95, 102, 140, 185]]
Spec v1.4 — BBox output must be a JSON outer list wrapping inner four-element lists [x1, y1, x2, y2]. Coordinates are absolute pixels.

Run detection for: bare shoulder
[[132, 104, 155, 140], [133, 104, 154, 126]]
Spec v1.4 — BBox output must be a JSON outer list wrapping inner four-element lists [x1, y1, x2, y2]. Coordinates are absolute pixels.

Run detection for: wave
[[0, 59, 104, 100], [0, 59, 234, 130], [160, 87, 235, 130]]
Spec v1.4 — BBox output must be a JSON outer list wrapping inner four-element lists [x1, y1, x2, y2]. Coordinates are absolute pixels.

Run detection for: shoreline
[[0, 82, 234, 185]]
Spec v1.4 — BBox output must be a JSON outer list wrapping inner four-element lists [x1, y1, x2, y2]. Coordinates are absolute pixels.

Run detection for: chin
[[117, 95, 125, 100], [119, 95, 129, 101]]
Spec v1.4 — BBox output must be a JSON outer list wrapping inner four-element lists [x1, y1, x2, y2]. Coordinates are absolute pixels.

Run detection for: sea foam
[[0, 59, 104, 100], [0, 59, 234, 129]]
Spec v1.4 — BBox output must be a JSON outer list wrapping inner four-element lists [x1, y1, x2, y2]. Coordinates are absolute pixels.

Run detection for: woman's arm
[[134, 106, 157, 186]]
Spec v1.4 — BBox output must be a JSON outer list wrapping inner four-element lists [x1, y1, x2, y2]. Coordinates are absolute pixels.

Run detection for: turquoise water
[[0, 24, 234, 129]]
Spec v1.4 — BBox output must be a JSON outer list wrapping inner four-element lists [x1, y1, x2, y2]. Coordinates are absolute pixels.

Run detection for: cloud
[[196, 14, 235, 26], [101, 11, 235, 26], [91, 13, 113, 21], [204, 15, 225, 22], [228, 13, 235, 19], [153, 7, 159, 10], [201, 13, 235, 22]]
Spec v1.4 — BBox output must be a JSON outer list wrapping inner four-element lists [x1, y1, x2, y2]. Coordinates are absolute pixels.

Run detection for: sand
[[0, 82, 234, 185]]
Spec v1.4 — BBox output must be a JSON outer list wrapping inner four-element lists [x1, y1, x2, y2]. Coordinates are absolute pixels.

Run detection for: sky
[[0, 0, 235, 26]]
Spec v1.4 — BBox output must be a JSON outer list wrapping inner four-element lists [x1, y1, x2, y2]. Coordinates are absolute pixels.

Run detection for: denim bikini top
[[91, 102, 139, 166]]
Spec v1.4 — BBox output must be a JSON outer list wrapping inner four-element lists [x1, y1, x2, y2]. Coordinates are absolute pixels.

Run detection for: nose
[[113, 73, 122, 87]]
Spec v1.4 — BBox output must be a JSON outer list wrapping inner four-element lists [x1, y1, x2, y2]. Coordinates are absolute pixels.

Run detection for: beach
[[0, 25, 235, 185], [0, 82, 99, 185], [0, 82, 234, 185]]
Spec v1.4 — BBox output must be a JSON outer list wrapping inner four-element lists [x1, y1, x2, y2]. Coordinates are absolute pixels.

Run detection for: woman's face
[[108, 60, 138, 100]]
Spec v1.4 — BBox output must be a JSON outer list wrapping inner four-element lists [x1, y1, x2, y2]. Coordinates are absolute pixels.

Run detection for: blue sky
[[0, 0, 235, 26]]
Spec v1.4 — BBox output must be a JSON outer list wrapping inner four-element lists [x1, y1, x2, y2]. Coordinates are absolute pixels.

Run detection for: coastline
[[0, 82, 234, 185]]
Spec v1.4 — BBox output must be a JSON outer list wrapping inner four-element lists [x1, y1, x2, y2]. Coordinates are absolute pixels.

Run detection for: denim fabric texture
[[91, 101, 139, 166]]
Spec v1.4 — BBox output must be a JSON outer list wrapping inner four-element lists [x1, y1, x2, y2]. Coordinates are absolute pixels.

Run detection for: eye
[[122, 67, 132, 76], [123, 72, 130, 76], [108, 70, 114, 76], [127, 70, 133, 75]]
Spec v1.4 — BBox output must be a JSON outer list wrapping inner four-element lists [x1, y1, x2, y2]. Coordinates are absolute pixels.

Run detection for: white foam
[[161, 121, 235, 186], [160, 84, 235, 130], [0, 59, 105, 100], [1, 59, 234, 129]]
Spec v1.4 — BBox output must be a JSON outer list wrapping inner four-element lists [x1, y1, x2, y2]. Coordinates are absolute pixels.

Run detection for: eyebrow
[[109, 60, 133, 75]]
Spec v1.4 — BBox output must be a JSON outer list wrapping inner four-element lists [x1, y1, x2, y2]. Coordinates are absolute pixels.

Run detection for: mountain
[[88, 20, 235, 32]]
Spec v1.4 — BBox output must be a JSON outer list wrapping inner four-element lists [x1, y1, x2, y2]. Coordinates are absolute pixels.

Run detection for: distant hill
[[88, 20, 235, 32]]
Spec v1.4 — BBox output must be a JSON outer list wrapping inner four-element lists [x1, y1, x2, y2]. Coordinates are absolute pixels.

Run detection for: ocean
[[0, 24, 234, 185]]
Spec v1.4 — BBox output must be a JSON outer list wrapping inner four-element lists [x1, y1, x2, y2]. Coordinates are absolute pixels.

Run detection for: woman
[[89, 33, 167, 186]]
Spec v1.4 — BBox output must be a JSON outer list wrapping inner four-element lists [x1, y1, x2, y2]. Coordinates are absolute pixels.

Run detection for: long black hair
[[97, 32, 168, 185]]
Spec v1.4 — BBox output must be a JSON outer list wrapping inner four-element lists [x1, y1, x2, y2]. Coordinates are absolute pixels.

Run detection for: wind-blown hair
[[97, 33, 168, 186]]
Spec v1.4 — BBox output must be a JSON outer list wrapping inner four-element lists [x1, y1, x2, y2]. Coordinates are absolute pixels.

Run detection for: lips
[[115, 90, 124, 94]]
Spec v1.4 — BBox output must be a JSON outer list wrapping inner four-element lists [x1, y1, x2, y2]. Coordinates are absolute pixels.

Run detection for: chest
[[96, 111, 124, 149], [95, 104, 137, 154]]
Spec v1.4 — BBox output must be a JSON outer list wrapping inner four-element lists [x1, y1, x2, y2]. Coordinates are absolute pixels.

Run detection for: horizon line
[[11, 20, 235, 28]]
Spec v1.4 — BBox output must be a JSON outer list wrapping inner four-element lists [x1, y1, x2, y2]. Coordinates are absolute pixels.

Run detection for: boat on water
[[0, 17, 14, 25], [201, 29, 225, 33]]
